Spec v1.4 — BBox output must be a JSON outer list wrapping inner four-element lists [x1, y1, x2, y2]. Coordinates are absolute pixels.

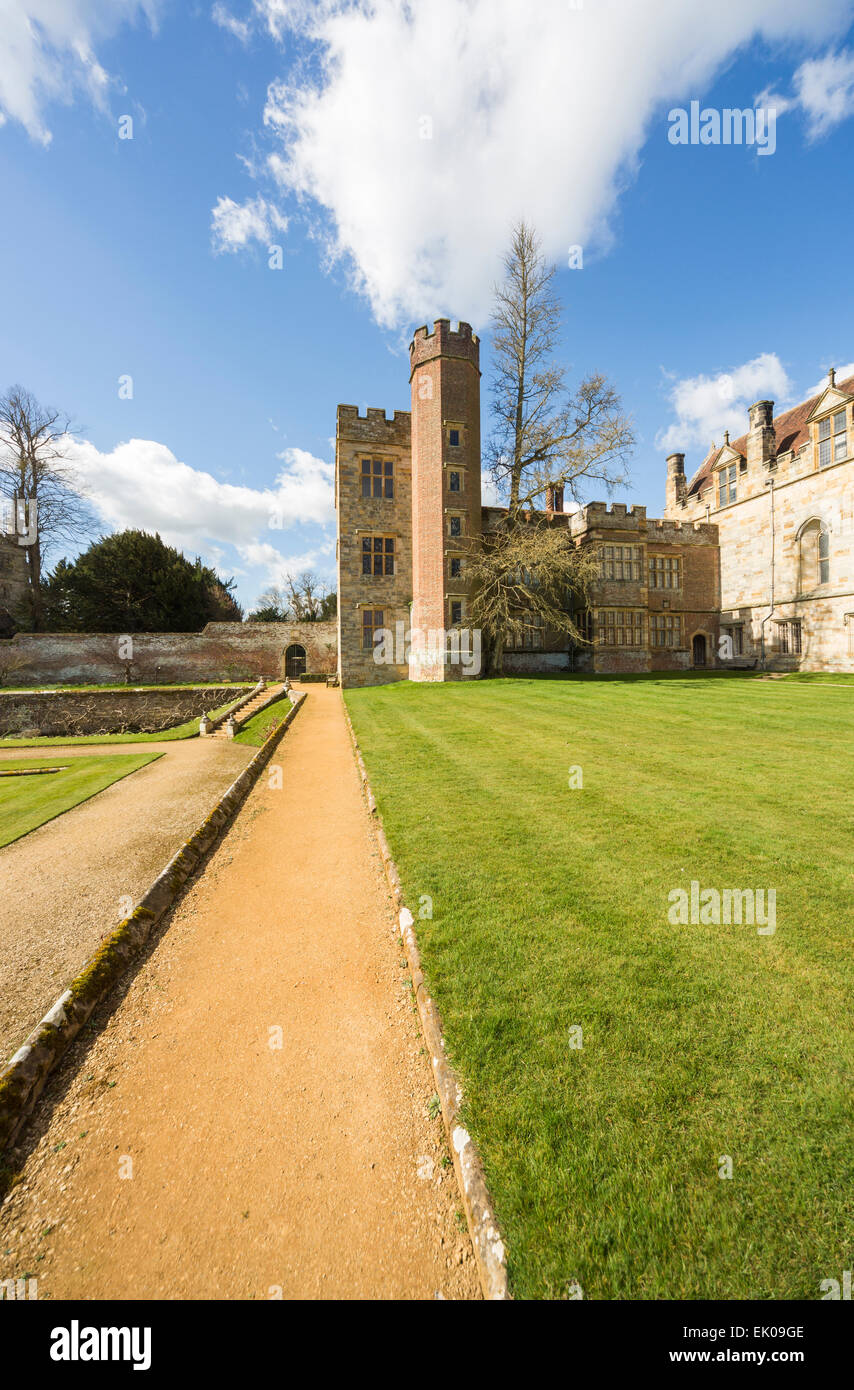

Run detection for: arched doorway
[[284, 643, 306, 679], [692, 633, 707, 668]]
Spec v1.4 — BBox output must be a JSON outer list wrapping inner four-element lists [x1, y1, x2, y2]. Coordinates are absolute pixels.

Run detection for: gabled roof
[[685, 371, 854, 498]]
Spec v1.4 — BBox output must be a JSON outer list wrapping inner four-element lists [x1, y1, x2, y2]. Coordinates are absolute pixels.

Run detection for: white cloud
[[760, 48, 854, 140], [211, 193, 288, 252], [481, 470, 503, 508], [656, 353, 793, 454], [212, 3, 252, 45], [219, 0, 853, 328], [66, 435, 334, 591], [242, 539, 332, 582], [0, 0, 157, 145], [252, 1, 314, 41]]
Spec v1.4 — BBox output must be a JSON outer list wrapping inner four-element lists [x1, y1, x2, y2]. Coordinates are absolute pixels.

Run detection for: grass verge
[[0, 753, 162, 847], [233, 695, 290, 746], [345, 674, 853, 1300]]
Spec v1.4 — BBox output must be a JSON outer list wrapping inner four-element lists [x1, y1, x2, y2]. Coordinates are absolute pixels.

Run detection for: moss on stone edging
[[0, 694, 306, 1154]]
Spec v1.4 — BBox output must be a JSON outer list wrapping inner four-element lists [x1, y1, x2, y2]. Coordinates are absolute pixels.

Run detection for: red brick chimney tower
[[408, 319, 481, 680]]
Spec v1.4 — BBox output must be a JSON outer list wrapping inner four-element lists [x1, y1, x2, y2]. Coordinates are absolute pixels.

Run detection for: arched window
[[819, 529, 830, 584], [798, 519, 830, 591]]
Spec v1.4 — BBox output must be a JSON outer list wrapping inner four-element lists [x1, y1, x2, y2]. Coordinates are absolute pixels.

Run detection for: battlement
[[409, 318, 480, 375], [571, 501, 647, 535], [336, 404, 411, 447], [651, 518, 719, 543]]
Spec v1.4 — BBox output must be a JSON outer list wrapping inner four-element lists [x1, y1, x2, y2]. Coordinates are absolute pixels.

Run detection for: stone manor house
[[336, 319, 854, 685], [3, 326, 851, 687]]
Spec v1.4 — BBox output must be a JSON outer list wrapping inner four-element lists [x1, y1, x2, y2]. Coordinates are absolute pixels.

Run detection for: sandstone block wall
[[336, 406, 412, 687], [666, 391, 854, 671], [0, 534, 30, 626], [573, 505, 721, 674]]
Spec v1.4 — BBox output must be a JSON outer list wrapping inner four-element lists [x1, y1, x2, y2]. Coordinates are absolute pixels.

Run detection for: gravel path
[[0, 688, 479, 1299], [0, 741, 190, 760], [0, 738, 252, 1063]]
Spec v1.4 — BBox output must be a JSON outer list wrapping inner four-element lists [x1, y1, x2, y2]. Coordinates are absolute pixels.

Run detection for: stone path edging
[[0, 693, 306, 1153], [341, 699, 510, 1301]]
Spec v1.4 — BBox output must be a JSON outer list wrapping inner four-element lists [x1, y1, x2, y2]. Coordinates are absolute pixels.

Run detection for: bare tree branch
[[0, 385, 95, 628], [485, 222, 635, 518], [471, 221, 636, 674]]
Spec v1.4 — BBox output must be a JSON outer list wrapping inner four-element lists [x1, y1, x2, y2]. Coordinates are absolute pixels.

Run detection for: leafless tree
[[283, 570, 330, 622], [466, 524, 602, 667], [470, 221, 636, 674], [487, 221, 635, 515], [249, 573, 334, 623], [0, 646, 29, 687], [0, 385, 94, 628]]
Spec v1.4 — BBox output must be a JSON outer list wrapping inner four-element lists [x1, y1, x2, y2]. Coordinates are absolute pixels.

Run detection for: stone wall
[[0, 534, 29, 630], [571, 504, 721, 674], [666, 388, 854, 671], [0, 686, 247, 737], [0, 622, 338, 687], [710, 465, 854, 670], [336, 406, 412, 687], [502, 651, 571, 675]]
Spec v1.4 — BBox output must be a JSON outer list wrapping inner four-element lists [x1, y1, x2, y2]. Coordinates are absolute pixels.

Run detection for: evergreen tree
[[42, 530, 242, 632]]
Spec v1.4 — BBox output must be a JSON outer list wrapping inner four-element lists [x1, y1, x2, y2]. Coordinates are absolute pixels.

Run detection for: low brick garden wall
[[0, 622, 338, 686], [0, 686, 249, 738]]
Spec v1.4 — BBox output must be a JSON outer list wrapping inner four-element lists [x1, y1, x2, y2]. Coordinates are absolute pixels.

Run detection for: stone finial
[[199, 714, 212, 736], [829, 366, 836, 388], [225, 714, 237, 739], [724, 430, 730, 445]]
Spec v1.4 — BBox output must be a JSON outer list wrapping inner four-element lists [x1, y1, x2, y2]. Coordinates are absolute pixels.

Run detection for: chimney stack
[[546, 483, 564, 513], [666, 452, 687, 511], [747, 400, 776, 469]]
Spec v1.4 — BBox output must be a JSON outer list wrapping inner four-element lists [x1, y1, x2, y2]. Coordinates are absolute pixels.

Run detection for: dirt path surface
[[0, 688, 479, 1300], [0, 739, 252, 1062]]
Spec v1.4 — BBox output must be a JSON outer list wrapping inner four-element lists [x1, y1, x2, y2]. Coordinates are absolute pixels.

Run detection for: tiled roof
[[685, 372, 854, 498]]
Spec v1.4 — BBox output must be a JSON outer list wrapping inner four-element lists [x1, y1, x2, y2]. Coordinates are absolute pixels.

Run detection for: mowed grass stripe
[[0, 753, 162, 847], [345, 676, 853, 1299]]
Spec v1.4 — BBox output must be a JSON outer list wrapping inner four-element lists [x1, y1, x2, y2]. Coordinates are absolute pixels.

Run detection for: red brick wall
[[409, 319, 481, 680], [0, 622, 337, 686]]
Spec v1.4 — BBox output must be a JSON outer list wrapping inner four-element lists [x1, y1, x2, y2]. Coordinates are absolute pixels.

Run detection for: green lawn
[[0, 753, 162, 847], [345, 674, 853, 1300], [233, 695, 291, 746], [773, 671, 854, 684]]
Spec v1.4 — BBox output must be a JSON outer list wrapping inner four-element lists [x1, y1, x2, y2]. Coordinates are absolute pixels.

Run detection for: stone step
[[211, 684, 287, 739]]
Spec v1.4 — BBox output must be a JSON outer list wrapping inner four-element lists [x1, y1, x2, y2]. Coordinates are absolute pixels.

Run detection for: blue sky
[[1, 0, 854, 610]]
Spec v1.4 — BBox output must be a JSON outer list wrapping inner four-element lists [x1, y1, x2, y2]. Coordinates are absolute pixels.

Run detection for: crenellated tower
[[408, 319, 482, 679]]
